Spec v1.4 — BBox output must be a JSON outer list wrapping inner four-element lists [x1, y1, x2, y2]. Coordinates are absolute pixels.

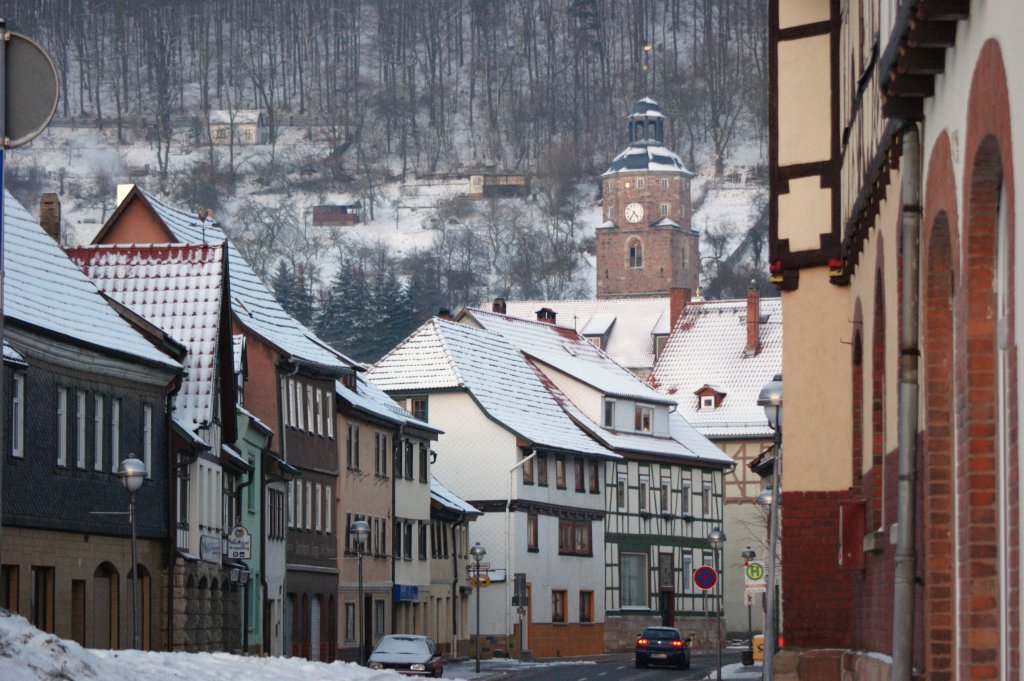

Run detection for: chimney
[[669, 287, 691, 329], [437, 308, 452, 320], [492, 297, 507, 314], [39, 193, 62, 243], [745, 280, 761, 357], [536, 307, 557, 324]]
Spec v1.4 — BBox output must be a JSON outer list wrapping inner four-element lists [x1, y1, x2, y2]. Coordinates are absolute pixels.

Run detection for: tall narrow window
[[589, 461, 600, 494], [110, 399, 121, 472], [404, 441, 414, 479], [287, 379, 296, 427], [295, 481, 303, 530], [11, 375, 24, 459], [617, 471, 628, 510], [76, 391, 87, 469], [527, 514, 538, 552], [702, 481, 713, 517], [418, 522, 428, 560], [306, 385, 315, 432], [661, 473, 672, 511], [681, 480, 692, 515], [659, 203, 669, 217], [57, 388, 67, 467], [314, 390, 323, 435], [555, 455, 566, 489], [325, 485, 332, 534], [537, 453, 548, 486], [325, 392, 334, 438], [287, 480, 295, 528], [143, 405, 153, 477], [638, 474, 649, 512], [683, 553, 693, 594], [315, 484, 322, 532], [281, 380, 290, 427], [551, 590, 566, 623], [603, 399, 615, 427], [354, 426, 361, 469], [574, 458, 585, 492], [346, 425, 355, 469], [628, 239, 644, 269], [294, 382, 304, 431], [419, 444, 428, 482], [579, 591, 594, 623], [522, 453, 534, 485], [93, 395, 104, 471], [411, 397, 427, 421], [620, 553, 647, 607], [305, 481, 313, 530]]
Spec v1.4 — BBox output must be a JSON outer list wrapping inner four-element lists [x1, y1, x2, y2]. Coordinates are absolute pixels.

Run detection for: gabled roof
[[503, 297, 671, 372], [462, 307, 673, 405], [3, 341, 27, 367], [368, 318, 616, 459], [336, 373, 442, 435], [430, 476, 481, 516], [651, 298, 783, 439], [2, 191, 179, 370], [98, 187, 355, 373], [66, 243, 227, 432]]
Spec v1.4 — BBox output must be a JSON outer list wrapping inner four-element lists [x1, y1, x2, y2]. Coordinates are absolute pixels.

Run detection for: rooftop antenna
[[197, 207, 213, 243]]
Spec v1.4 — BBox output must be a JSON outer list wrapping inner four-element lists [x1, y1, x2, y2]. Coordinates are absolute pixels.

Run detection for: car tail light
[[637, 638, 649, 646], [671, 640, 683, 648]]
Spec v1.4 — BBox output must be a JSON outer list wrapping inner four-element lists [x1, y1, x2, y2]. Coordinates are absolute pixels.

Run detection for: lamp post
[[470, 542, 486, 673], [350, 520, 370, 665], [708, 528, 726, 681], [757, 374, 783, 681], [741, 546, 757, 665], [117, 457, 146, 650]]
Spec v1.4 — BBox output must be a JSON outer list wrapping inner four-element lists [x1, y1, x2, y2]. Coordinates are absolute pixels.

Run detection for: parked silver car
[[366, 634, 444, 677]]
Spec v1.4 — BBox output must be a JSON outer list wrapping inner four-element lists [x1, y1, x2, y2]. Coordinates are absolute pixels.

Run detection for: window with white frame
[[326, 392, 334, 438], [634, 405, 653, 433], [702, 481, 713, 517], [295, 480, 303, 529], [315, 484, 322, 531], [620, 552, 647, 607], [617, 471, 628, 510], [681, 479, 692, 515], [603, 399, 615, 428], [659, 203, 669, 217], [660, 177, 669, 189], [638, 474, 649, 512], [660, 472, 671, 511], [288, 480, 295, 528], [110, 398, 120, 472], [76, 391, 86, 468], [305, 481, 313, 530], [143, 405, 153, 477], [93, 395, 104, 471], [344, 603, 355, 641], [280, 380, 289, 426], [306, 385, 314, 432], [57, 388, 67, 466], [683, 553, 693, 593], [11, 374, 24, 458], [700, 395, 715, 410], [287, 379, 296, 427], [325, 485, 332, 534], [315, 389, 323, 435], [295, 382, 304, 431]]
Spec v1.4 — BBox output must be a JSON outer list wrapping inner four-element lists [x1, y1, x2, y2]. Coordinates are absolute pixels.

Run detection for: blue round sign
[[693, 565, 718, 591]]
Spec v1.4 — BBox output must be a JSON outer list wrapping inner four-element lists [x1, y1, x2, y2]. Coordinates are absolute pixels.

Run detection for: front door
[[659, 589, 675, 626]]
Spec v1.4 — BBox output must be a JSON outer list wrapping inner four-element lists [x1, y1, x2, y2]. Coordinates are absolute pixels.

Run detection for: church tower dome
[[596, 97, 699, 299]]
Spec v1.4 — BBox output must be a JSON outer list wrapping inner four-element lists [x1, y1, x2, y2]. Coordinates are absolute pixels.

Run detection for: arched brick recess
[[871, 255, 886, 529], [852, 299, 864, 491], [961, 39, 1018, 681]]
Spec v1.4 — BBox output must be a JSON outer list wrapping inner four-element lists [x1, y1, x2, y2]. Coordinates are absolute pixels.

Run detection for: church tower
[[596, 98, 699, 298]]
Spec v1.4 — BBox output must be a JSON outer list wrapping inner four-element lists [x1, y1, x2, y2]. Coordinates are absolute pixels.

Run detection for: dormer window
[[694, 385, 727, 410], [603, 399, 616, 428], [634, 405, 653, 433]]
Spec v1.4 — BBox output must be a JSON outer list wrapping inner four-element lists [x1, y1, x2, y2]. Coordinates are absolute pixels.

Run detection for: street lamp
[[350, 520, 370, 665], [708, 528, 726, 681], [757, 374, 783, 681], [470, 542, 486, 673], [741, 547, 757, 665], [117, 457, 146, 650]]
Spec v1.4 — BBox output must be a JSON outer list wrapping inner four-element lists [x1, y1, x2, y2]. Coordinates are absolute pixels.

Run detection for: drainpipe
[[392, 423, 404, 635], [892, 124, 921, 681], [451, 510, 466, 653], [507, 449, 537, 658]]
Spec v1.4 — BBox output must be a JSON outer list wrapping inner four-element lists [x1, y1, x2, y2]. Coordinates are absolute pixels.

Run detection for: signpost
[[226, 525, 252, 560]]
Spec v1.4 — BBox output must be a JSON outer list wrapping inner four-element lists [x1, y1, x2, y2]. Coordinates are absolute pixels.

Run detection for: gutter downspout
[[451, 510, 465, 652], [392, 423, 404, 635], [892, 124, 921, 681], [278, 361, 298, 655], [507, 449, 537, 658]]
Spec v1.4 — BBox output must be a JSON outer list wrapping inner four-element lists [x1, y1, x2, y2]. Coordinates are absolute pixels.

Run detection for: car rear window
[[642, 628, 679, 639]]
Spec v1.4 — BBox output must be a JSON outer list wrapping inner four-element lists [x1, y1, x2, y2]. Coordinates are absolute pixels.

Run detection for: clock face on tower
[[624, 202, 644, 223]]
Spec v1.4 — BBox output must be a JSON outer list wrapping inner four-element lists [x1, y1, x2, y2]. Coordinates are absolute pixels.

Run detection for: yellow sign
[[469, 575, 491, 588], [752, 635, 765, 661], [746, 562, 765, 581]]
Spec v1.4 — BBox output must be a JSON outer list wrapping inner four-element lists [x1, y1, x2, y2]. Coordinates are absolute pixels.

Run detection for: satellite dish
[[5, 30, 59, 148]]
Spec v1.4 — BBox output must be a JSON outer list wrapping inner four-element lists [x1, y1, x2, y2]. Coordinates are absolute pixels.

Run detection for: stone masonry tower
[[596, 97, 698, 298]]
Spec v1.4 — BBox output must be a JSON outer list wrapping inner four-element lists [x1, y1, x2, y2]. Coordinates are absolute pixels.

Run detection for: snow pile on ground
[[0, 610, 400, 681]]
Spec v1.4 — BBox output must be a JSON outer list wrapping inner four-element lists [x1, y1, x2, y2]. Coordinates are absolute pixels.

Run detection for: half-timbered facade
[[770, 0, 1023, 678], [650, 284, 782, 637]]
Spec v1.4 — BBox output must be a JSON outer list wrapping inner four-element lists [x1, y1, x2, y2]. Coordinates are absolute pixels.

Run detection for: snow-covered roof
[[209, 110, 263, 125], [430, 476, 481, 516], [651, 297, 782, 439], [603, 144, 693, 176], [629, 97, 666, 118], [368, 318, 617, 459], [123, 188, 354, 372], [580, 312, 616, 337], [336, 372, 441, 434], [67, 243, 226, 432], [3, 341, 26, 367], [503, 297, 672, 372], [233, 334, 246, 374], [462, 308, 673, 404], [2, 191, 179, 370]]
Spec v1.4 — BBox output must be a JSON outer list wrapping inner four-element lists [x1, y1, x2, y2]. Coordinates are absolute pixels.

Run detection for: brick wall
[[780, 491, 854, 648]]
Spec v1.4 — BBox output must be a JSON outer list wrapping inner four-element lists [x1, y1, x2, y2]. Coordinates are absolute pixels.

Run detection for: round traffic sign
[[469, 574, 491, 588], [693, 565, 718, 591], [745, 562, 765, 581]]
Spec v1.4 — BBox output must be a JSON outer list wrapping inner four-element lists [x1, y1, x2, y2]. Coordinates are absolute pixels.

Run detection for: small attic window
[[694, 385, 727, 410], [700, 395, 716, 410], [586, 335, 603, 350]]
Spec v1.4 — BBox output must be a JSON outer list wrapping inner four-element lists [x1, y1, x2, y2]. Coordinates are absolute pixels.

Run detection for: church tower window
[[628, 239, 644, 269]]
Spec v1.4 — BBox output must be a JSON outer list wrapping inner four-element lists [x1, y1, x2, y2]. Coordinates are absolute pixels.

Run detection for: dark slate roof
[[604, 144, 693, 176]]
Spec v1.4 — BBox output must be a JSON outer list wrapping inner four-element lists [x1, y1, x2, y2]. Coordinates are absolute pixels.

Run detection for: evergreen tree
[[289, 266, 317, 328], [271, 260, 296, 310], [318, 256, 375, 362]]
